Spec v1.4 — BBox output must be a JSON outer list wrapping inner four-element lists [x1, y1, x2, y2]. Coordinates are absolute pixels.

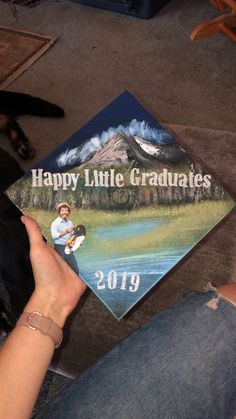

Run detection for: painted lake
[[76, 218, 188, 318]]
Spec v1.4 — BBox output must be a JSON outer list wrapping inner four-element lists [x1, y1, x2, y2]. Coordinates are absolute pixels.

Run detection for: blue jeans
[[54, 244, 79, 275], [37, 288, 236, 419]]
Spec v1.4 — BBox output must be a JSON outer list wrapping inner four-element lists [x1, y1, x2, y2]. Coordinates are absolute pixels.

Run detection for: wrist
[[24, 291, 69, 328]]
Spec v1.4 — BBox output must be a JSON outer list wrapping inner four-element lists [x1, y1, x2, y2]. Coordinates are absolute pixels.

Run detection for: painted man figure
[[51, 203, 80, 275]]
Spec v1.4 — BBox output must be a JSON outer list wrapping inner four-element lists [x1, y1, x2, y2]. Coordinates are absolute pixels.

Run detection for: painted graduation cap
[[6, 91, 235, 319]]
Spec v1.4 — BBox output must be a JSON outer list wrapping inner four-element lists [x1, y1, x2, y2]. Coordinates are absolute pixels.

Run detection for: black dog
[[0, 149, 34, 331], [0, 91, 64, 160], [0, 92, 64, 331]]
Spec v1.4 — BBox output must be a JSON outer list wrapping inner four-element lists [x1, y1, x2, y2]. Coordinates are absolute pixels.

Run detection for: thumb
[[21, 215, 45, 248]]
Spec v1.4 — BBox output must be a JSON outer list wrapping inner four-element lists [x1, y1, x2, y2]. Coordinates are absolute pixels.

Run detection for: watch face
[[26, 311, 41, 330], [7, 92, 235, 319], [22, 311, 63, 348]]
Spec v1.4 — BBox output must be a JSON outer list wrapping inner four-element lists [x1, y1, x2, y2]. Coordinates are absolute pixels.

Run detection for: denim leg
[[65, 253, 80, 275], [36, 290, 236, 419], [54, 245, 79, 275]]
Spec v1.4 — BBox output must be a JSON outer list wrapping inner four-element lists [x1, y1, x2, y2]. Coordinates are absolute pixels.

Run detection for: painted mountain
[[6, 91, 235, 319]]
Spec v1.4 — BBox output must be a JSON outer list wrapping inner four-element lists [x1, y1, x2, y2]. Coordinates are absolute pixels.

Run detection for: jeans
[[37, 288, 236, 419], [54, 244, 79, 275]]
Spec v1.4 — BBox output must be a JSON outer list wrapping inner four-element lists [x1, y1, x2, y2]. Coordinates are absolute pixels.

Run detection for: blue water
[[94, 219, 162, 241], [76, 218, 188, 319]]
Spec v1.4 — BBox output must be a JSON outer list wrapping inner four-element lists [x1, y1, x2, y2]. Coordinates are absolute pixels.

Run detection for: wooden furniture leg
[[191, 0, 236, 42], [210, 0, 229, 11], [224, 0, 236, 12], [191, 15, 236, 41]]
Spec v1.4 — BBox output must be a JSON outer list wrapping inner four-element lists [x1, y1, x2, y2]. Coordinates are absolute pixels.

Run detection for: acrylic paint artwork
[[6, 91, 235, 319]]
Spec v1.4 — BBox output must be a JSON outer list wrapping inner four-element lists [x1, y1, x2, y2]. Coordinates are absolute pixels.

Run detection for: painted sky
[[31, 91, 177, 173], [56, 118, 174, 168]]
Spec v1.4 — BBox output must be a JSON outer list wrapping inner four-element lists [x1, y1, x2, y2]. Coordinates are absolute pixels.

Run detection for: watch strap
[[16, 311, 63, 348]]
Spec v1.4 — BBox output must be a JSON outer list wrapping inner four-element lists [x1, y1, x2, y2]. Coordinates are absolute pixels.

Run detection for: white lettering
[[70, 173, 80, 191], [203, 174, 212, 188], [31, 169, 43, 187]]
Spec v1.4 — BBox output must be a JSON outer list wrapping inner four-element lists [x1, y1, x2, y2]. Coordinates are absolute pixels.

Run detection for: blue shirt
[[51, 217, 74, 245]]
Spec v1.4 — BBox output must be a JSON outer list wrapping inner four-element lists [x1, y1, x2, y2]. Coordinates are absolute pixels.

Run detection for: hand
[[21, 215, 87, 327], [66, 227, 74, 233]]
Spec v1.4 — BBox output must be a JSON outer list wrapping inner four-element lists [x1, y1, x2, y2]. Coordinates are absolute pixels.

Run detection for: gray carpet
[[0, 0, 235, 379]]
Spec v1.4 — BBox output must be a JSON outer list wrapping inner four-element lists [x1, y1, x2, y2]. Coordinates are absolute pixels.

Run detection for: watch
[[16, 311, 63, 348]]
